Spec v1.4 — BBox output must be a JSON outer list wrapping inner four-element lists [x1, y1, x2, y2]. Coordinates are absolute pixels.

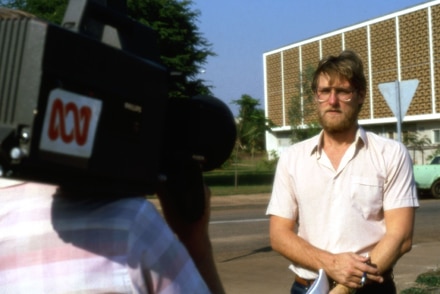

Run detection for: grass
[[203, 153, 276, 196], [147, 154, 276, 198], [209, 184, 272, 196], [146, 153, 275, 199], [401, 269, 440, 293]]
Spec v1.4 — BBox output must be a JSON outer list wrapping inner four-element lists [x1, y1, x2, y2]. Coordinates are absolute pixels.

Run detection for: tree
[[1, 0, 215, 98], [404, 131, 432, 164], [288, 64, 320, 142], [0, 0, 68, 23], [232, 94, 273, 158], [126, 0, 215, 98]]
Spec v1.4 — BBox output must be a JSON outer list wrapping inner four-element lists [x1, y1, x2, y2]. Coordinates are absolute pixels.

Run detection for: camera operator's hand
[[156, 183, 225, 294]]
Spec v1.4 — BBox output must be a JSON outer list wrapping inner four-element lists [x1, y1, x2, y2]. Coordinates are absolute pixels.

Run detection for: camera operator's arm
[[156, 184, 225, 294]]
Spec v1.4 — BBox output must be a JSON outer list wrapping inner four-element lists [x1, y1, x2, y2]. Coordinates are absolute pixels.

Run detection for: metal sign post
[[378, 79, 419, 142]]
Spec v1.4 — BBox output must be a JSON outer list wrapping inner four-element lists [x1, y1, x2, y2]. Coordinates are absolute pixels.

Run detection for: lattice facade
[[264, 1, 440, 161]]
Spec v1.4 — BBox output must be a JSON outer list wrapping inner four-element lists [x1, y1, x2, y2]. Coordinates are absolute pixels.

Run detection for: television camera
[[0, 0, 236, 221]]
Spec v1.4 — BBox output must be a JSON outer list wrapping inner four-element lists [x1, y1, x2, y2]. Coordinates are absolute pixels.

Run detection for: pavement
[[150, 193, 440, 293]]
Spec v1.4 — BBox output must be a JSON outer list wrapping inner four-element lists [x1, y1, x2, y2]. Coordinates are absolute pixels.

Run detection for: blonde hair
[[0, 7, 36, 19], [311, 50, 366, 97]]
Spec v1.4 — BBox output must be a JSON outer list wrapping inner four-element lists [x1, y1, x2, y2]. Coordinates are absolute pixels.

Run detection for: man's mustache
[[323, 108, 342, 113]]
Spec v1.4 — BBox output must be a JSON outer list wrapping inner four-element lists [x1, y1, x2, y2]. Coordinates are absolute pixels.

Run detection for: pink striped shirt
[[0, 181, 210, 293]]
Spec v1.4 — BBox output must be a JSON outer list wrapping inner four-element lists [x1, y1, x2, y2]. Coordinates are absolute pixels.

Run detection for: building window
[[433, 129, 440, 144], [388, 132, 394, 140]]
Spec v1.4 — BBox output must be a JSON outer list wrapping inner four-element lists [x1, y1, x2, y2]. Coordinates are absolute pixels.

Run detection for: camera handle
[[61, 0, 160, 61]]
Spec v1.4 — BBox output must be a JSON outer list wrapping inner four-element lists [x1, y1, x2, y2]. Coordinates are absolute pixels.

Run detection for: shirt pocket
[[350, 176, 384, 220]]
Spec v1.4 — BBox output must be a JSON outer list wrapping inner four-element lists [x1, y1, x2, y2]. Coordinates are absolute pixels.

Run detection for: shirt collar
[[357, 126, 368, 148], [311, 126, 367, 158]]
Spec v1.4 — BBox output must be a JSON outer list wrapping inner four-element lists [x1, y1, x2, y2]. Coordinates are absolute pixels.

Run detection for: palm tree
[[232, 94, 274, 158], [404, 132, 431, 164]]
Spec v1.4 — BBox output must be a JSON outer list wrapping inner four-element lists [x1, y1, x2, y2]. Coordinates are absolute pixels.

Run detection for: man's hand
[[326, 252, 383, 289]]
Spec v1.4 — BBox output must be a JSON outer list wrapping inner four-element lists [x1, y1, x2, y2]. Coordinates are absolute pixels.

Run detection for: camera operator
[[0, 178, 224, 293], [0, 7, 224, 294]]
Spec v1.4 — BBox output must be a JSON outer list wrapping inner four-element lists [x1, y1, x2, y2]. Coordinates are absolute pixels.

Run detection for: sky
[[190, 0, 431, 116]]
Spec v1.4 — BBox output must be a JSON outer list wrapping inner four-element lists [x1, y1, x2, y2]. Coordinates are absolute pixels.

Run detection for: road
[[209, 196, 440, 293]]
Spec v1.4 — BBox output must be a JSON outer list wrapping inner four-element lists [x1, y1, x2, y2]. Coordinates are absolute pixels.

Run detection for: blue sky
[[191, 0, 430, 115]]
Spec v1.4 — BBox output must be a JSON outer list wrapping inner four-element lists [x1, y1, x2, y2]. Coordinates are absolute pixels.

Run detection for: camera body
[[1, 13, 168, 195], [0, 0, 236, 215]]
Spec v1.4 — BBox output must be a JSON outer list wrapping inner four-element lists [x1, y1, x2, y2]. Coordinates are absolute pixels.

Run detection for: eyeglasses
[[315, 87, 355, 103]]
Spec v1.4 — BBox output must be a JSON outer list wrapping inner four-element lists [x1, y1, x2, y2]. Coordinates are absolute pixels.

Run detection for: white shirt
[[266, 127, 419, 279], [0, 181, 210, 293]]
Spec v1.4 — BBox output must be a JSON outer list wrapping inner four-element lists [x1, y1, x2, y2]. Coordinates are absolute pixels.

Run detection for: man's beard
[[318, 107, 359, 134]]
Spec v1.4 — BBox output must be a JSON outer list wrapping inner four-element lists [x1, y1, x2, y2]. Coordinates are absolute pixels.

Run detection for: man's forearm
[[270, 215, 381, 288], [270, 216, 335, 273], [368, 207, 415, 274]]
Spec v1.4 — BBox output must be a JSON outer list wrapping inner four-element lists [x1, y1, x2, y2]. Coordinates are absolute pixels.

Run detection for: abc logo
[[40, 89, 102, 158], [48, 98, 92, 146]]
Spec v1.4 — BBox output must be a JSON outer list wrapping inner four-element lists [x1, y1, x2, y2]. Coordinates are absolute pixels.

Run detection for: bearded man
[[266, 50, 418, 294]]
